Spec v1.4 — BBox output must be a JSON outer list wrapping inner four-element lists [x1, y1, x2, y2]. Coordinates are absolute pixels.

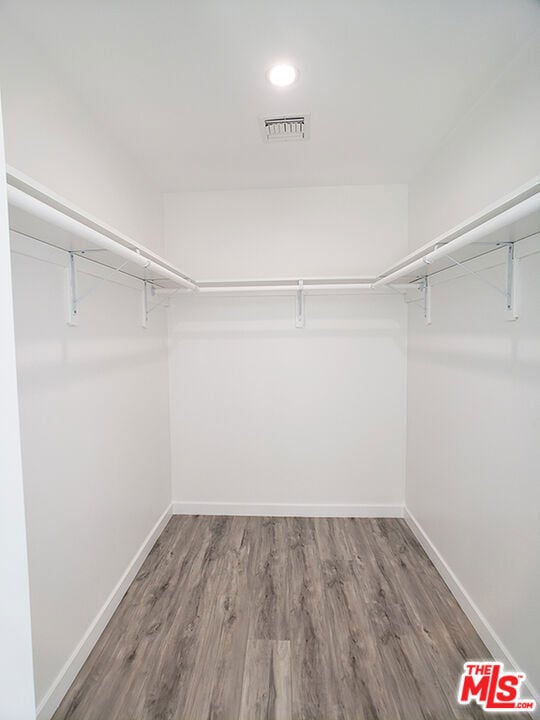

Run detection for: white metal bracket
[[505, 243, 518, 321], [420, 276, 432, 325], [144, 284, 178, 326], [142, 280, 150, 328], [64, 253, 135, 325], [296, 280, 305, 328], [65, 252, 79, 326], [444, 244, 518, 321]]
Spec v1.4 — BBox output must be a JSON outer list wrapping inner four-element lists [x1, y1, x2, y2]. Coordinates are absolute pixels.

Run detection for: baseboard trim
[[36, 503, 173, 720], [172, 501, 404, 518], [404, 507, 539, 711]]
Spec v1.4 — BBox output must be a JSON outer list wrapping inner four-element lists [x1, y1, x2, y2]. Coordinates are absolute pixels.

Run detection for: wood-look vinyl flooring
[[53, 516, 528, 720]]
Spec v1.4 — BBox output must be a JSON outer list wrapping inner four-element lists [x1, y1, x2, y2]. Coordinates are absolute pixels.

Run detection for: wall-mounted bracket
[[141, 280, 150, 328], [444, 245, 518, 321], [420, 276, 432, 325], [65, 252, 79, 326], [296, 280, 305, 328], [144, 285, 179, 324], [64, 254, 131, 325], [505, 243, 518, 321]]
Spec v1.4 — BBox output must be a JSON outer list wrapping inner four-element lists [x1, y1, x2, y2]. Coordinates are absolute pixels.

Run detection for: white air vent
[[261, 115, 309, 142]]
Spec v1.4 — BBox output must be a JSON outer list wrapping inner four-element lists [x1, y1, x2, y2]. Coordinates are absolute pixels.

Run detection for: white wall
[[166, 185, 408, 512], [0, 22, 164, 254], [169, 293, 407, 512], [406, 246, 540, 696], [164, 185, 407, 280], [408, 30, 540, 251], [0, 93, 36, 720], [10, 235, 172, 712], [1, 18, 174, 717], [406, 31, 540, 699]]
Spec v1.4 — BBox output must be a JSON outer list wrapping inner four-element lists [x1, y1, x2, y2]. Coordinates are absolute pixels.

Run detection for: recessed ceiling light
[[267, 64, 298, 88]]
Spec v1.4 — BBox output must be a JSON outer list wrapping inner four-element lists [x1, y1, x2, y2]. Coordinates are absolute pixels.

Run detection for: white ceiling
[[3, 0, 540, 192]]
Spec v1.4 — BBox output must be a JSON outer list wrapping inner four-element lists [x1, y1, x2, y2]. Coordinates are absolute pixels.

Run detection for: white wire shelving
[[7, 167, 540, 327]]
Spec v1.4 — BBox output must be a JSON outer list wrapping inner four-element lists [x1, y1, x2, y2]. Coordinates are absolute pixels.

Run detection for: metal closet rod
[[7, 174, 540, 295], [197, 282, 375, 293], [7, 184, 198, 291], [373, 180, 540, 287]]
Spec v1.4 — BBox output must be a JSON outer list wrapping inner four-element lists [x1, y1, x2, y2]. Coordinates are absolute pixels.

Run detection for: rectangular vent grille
[[261, 115, 309, 142]]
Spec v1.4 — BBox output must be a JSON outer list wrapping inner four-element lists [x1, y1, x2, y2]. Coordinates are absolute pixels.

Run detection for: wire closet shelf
[[7, 167, 540, 326]]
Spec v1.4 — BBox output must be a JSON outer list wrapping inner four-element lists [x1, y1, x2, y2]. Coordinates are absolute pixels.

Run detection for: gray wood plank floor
[[53, 516, 528, 719]]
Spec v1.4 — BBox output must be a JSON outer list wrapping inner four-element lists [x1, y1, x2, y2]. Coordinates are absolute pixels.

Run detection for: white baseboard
[[172, 501, 404, 518], [404, 507, 539, 712], [36, 503, 173, 720]]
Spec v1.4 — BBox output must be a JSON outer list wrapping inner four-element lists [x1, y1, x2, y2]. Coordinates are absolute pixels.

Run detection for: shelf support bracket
[[506, 243, 518, 321], [443, 247, 518, 321], [147, 285, 181, 318], [142, 280, 150, 328], [296, 280, 305, 328], [64, 256, 132, 324], [65, 252, 79, 326], [420, 276, 432, 325]]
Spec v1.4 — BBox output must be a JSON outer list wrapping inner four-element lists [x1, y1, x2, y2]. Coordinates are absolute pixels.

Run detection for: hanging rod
[[6, 169, 540, 304], [6, 175, 388, 297], [196, 281, 375, 294], [374, 178, 540, 287], [7, 180, 197, 291], [10, 227, 179, 291]]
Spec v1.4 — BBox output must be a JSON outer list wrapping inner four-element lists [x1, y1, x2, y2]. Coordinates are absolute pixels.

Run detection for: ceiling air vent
[[261, 115, 309, 142]]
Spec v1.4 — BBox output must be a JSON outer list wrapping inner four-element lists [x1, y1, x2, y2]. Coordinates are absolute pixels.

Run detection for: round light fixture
[[267, 64, 298, 87]]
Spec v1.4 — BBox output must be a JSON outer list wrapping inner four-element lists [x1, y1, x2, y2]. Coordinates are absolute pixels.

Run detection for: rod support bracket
[[296, 280, 305, 328], [420, 276, 432, 325], [142, 280, 150, 328], [65, 252, 79, 326], [506, 243, 518, 321]]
